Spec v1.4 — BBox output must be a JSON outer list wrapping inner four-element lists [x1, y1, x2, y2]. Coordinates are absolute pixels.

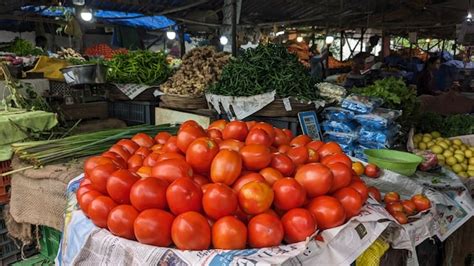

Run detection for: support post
[[340, 30, 344, 61], [180, 27, 186, 57], [231, 0, 237, 56]]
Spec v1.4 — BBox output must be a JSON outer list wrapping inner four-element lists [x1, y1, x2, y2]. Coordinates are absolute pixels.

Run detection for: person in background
[[35, 36, 47, 50], [417, 56, 441, 95]]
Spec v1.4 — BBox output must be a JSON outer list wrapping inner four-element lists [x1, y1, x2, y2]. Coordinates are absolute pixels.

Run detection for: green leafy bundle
[[106, 50, 172, 85], [416, 113, 474, 137], [4, 38, 45, 56], [208, 44, 318, 100]]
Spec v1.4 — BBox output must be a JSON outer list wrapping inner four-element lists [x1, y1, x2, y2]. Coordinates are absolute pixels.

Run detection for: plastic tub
[[364, 149, 423, 176]]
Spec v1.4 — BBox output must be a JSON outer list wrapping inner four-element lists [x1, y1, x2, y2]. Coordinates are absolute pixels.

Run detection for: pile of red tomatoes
[[77, 120, 373, 250]]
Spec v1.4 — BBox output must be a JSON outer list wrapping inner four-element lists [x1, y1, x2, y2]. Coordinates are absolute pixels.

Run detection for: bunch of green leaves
[[67, 57, 104, 66], [208, 44, 318, 100], [4, 38, 45, 56], [415, 113, 474, 137], [105, 50, 172, 85]]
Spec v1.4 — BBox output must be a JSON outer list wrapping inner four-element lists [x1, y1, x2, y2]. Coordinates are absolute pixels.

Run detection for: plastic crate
[[109, 101, 156, 125], [39, 227, 60, 262], [0, 160, 12, 204]]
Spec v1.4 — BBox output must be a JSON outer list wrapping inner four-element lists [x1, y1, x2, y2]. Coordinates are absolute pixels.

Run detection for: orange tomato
[[210, 150, 242, 185], [232, 173, 265, 192], [321, 153, 352, 168], [318, 142, 343, 158], [208, 119, 227, 131], [306, 140, 324, 152], [307, 148, 320, 163], [238, 181, 274, 215], [290, 135, 312, 147], [352, 162, 365, 176], [259, 167, 283, 186], [219, 139, 245, 152]]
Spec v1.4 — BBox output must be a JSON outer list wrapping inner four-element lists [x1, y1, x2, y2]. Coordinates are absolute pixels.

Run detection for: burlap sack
[[9, 158, 84, 233]]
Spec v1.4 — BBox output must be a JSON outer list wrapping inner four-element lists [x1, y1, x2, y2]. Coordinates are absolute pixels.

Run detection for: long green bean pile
[[208, 44, 318, 100]]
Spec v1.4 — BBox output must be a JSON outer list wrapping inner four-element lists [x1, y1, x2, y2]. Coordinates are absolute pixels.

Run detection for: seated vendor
[[417, 56, 441, 95]]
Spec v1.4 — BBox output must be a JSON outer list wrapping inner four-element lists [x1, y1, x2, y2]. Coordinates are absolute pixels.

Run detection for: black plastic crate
[[109, 101, 155, 125]]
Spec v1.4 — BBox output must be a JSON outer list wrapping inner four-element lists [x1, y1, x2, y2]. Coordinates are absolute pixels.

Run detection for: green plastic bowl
[[364, 149, 423, 176]]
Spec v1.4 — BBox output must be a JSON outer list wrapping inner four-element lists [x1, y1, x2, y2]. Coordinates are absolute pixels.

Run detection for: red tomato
[[117, 139, 139, 154], [290, 135, 312, 147], [207, 129, 223, 140], [219, 139, 245, 152], [232, 173, 265, 192], [307, 148, 320, 163], [273, 127, 290, 147], [287, 146, 309, 165], [88, 196, 117, 228], [78, 190, 102, 216], [306, 140, 324, 152], [222, 121, 249, 142], [318, 142, 343, 158], [212, 216, 247, 250], [411, 194, 431, 212], [106, 169, 139, 204], [80, 178, 92, 186], [186, 138, 219, 174], [271, 153, 295, 176], [259, 167, 283, 186], [281, 208, 316, 243], [130, 177, 168, 211], [307, 195, 346, 230], [127, 154, 144, 172], [282, 129, 294, 140], [101, 152, 127, 169], [348, 181, 368, 203], [179, 120, 200, 131], [384, 192, 400, 204], [136, 166, 152, 178], [154, 132, 171, 145], [295, 163, 333, 198], [134, 209, 175, 247], [192, 174, 210, 186], [166, 177, 203, 215], [176, 124, 206, 153], [107, 205, 139, 240], [150, 144, 163, 152], [238, 181, 274, 215], [327, 163, 353, 193], [368, 186, 382, 202], [332, 187, 363, 219], [151, 158, 193, 183], [143, 152, 161, 167], [171, 211, 211, 250], [246, 121, 257, 130], [240, 144, 272, 171], [365, 164, 381, 178], [252, 123, 275, 141], [157, 152, 185, 162], [84, 156, 115, 176], [208, 119, 227, 131], [203, 183, 238, 220], [401, 200, 417, 216], [248, 213, 284, 248], [245, 128, 272, 147], [162, 136, 181, 154], [89, 163, 119, 194], [76, 184, 94, 202], [134, 147, 151, 158], [321, 153, 352, 168], [210, 150, 242, 185], [392, 211, 408, 224], [278, 144, 291, 154], [386, 202, 404, 215], [273, 178, 306, 210], [132, 133, 155, 148]]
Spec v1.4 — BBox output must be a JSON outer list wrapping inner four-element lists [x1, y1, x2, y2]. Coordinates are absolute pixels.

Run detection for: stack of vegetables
[[160, 47, 230, 96], [85, 44, 128, 60], [77, 119, 383, 250], [208, 44, 318, 101], [3, 38, 44, 56], [415, 113, 474, 137]]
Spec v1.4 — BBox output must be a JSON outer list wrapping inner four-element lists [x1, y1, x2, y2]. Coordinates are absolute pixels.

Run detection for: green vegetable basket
[[364, 149, 423, 176]]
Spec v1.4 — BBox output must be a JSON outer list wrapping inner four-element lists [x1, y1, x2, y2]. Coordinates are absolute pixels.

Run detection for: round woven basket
[[253, 98, 316, 117], [159, 94, 208, 110]]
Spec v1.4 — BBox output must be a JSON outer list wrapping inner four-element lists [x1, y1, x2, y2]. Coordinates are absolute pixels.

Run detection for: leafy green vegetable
[[3, 38, 45, 56], [415, 113, 474, 137], [208, 44, 318, 100]]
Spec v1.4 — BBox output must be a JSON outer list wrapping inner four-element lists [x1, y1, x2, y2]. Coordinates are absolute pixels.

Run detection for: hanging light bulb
[[220, 36, 229, 45], [166, 30, 176, 40], [426, 38, 431, 43], [296, 36, 303, 42], [467, 12, 473, 22], [275, 31, 285, 36], [325, 35, 334, 45], [80, 8, 93, 22]]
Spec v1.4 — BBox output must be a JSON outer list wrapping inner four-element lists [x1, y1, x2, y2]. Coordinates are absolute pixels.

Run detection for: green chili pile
[[208, 44, 318, 100], [106, 50, 172, 85]]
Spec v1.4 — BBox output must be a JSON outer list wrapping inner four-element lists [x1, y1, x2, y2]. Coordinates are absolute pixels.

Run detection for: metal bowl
[[61, 64, 106, 85]]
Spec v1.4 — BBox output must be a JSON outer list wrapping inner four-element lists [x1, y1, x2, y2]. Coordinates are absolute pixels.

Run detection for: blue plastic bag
[[323, 107, 355, 122], [341, 95, 383, 114], [358, 125, 400, 146], [321, 120, 359, 134], [323, 131, 357, 146], [354, 108, 401, 129], [353, 144, 369, 161]]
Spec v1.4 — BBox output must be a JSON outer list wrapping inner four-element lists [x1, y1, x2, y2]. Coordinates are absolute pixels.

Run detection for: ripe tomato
[[101, 152, 127, 169], [130, 177, 168, 211], [238, 181, 274, 215], [245, 128, 272, 147], [318, 142, 343, 158], [384, 192, 400, 204], [106, 169, 139, 204], [332, 187, 363, 219], [287, 146, 309, 166], [107, 205, 139, 240], [252, 123, 275, 141], [219, 139, 245, 152], [143, 152, 161, 167], [84, 156, 115, 176], [349, 181, 369, 203], [327, 163, 353, 193], [78, 190, 102, 216], [203, 183, 238, 220], [154, 132, 171, 145], [411, 194, 431, 212], [176, 124, 206, 153], [134, 209, 175, 247], [222, 121, 248, 141], [80, 178, 92, 186], [352, 162, 365, 176], [281, 208, 316, 244], [207, 129, 223, 140], [295, 163, 333, 198], [321, 153, 352, 168], [166, 177, 203, 215], [151, 143, 164, 152], [76, 184, 94, 202], [192, 174, 210, 186], [278, 144, 291, 154], [307, 196, 346, 230], [271, 153, 295, 176], [117, 139, 139, 154], [136, 166, 152, 178], [88, 196, 117, 228], [248, 213, 284, 248], [368, 186, 382, 202], [131, 133, 155, 148], [307, 148, 320, 163], [365, 163, 381, 178], [246, 121, 257, 130], [180, 120, 200, 131], [282, 129, 294, 140], [89, 163, 119, 194], [232, 173, 265, 192], [273, 178, 306, 210], [386, 202, 404, 215], [401, 200, 417, 216], [210, 150, 242, 185], [157, 152, 185, 162], [259, 167, 283, 186], [162, 136, 181, 154], [290, 135, 312, 147], [151, 158, 193, 183], [208, 119, 227, 131], [172, 211, 211, 250], [186, 138, 219, 174], [392, 211, 408, 224], [134, 147, 151, 157], [273, 127, 290, 147], [212, 216, 247, 250], [240, 144, 272, 171], [306, 140, 324, 152], [127, 154, 144, 172]]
